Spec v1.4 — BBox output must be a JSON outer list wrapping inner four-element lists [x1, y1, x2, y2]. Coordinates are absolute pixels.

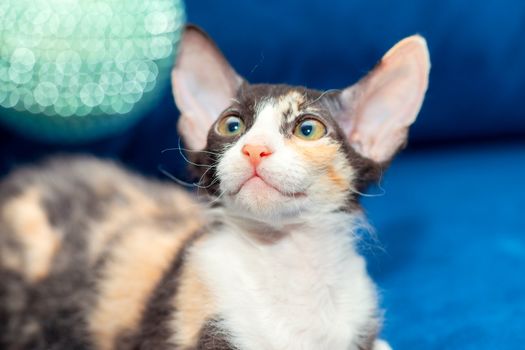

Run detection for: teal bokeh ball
[[0, 0, 185, 142]]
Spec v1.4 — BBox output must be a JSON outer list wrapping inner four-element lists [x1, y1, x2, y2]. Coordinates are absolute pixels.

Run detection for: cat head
[[172, 25, 430, 223]]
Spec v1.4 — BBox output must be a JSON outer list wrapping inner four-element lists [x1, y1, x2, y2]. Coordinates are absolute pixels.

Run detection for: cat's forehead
[[237, 84, 322, 103], [232, 84, 334, 126]]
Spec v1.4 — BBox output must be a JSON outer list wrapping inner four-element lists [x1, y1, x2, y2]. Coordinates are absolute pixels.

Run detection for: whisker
[[350, 187, 386, 198], [161, 142, 221, 156], [196, 171, 221, 195], [166, 138, 216, 168], [206, 188, 227, 207], [376, 167, 386, 194], [249, 52, 265, 75], [158, 165, 219, 191], [161, 147, 221, 156], [196, 166, 213, 187], [158, 165, 197, 188], [303, 88, 341, 107], [351, 168, 387, 197]]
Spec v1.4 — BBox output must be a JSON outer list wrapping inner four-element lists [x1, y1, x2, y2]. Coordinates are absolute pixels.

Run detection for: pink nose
[[242, 144, 273, 166]]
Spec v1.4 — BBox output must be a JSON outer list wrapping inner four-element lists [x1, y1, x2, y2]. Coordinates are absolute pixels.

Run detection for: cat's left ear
[[335, 35, 430, 163]]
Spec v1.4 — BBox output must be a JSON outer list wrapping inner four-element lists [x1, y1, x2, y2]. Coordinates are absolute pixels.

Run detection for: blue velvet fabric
[[363, 143, 525, 348], [0, 1, 524, 348]]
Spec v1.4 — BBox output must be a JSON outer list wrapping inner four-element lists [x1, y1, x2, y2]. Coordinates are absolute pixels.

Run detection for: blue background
[[1, 1, 524, 348]]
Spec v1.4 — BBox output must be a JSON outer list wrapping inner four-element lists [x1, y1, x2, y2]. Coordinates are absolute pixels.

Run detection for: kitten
[[0, 25, 429, 350]]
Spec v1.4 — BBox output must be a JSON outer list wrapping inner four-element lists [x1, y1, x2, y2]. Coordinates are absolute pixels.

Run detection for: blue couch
[[1, 1, 524, 348]]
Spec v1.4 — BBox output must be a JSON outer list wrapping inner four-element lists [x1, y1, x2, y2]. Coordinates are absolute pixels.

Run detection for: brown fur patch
[[1, 188, 61, 282], [88, 217, 201, 350], [171, 241, 215, 348]]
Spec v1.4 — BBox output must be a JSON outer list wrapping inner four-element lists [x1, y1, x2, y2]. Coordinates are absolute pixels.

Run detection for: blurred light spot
[[34, 82, 59, 107], [80, 83, 104, 107], [0, 0, 184, 120]]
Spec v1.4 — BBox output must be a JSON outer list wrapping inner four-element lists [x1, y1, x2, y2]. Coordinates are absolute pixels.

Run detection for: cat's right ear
[[172, 25, 244, 150]]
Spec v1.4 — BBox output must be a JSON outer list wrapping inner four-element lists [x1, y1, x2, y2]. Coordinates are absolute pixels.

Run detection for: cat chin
[[224, 183, 307, 222]]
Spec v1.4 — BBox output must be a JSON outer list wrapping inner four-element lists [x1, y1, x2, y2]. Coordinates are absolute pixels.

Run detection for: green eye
[[217, 115, 246, 136], [293, 118, 326, 140]]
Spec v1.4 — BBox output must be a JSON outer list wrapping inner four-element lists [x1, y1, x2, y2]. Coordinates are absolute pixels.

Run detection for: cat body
[[0, 25, 430, 350], [0, 157, 377, 350]]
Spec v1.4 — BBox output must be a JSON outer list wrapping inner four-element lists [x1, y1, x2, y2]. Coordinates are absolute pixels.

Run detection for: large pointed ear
[[172, 25, 244, 150], [335, 35, 430, 163]]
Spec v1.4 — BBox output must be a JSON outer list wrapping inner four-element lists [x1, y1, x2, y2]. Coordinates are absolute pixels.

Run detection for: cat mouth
[[232, 175, 306, 198]]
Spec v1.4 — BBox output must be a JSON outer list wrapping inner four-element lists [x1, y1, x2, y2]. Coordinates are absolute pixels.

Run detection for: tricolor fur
[[0, 25, 430, 350]]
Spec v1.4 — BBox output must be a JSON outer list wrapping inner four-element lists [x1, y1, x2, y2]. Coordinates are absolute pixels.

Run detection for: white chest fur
[[193, 214, 380, 350]]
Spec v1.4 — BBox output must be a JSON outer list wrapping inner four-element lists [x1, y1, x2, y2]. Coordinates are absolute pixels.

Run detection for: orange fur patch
[[87, 182, 160, 262], [171, 241, 215, 348], [88, 217, 202, 350], [286, 140, 340, 169], [327, 165, 349, 191], [87, 183, 199, 264], [1, 188, 61, 282], [286, 139, 354, 202]]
